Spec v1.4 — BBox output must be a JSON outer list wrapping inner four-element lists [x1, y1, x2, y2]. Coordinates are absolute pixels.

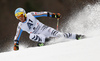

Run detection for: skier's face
[[18, 15, 26, 22]]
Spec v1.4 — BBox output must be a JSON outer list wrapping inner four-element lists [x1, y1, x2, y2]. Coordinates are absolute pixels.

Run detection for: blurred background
[[0, 0, 98, 52]]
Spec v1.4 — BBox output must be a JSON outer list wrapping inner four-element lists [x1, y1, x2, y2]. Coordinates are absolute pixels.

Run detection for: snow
[[0, 36, 100, 61]]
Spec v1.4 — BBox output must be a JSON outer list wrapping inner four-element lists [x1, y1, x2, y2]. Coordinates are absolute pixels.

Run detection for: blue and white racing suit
[[14, 11, 76, 43]]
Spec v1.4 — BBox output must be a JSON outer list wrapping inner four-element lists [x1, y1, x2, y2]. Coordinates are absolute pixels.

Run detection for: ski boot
[[37, 43, 44, 46], [37, 38, 51, 46], [76, 34, 85, 40]]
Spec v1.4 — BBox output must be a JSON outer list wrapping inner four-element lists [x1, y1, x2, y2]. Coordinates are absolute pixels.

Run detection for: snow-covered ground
[[0, 36, 100, 61]]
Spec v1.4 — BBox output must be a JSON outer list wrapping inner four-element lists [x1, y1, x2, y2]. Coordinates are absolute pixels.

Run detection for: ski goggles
[[16, 14, 24, 19], [15, 12, 24, 19]]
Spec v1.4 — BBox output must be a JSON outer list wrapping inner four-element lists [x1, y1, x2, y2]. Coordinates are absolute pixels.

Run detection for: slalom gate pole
[[56, 18, 59, 31]]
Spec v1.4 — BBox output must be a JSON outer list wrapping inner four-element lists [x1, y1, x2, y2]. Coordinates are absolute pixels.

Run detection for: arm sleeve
[[14, 23, 23, 41], [30, 11, 52, 18]]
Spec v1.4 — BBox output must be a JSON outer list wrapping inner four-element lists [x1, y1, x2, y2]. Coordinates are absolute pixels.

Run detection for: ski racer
[[14, 8, 84, 51]]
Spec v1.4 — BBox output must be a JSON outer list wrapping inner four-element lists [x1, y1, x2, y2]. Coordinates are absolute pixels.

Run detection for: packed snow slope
[[0, 36, 100, 61]]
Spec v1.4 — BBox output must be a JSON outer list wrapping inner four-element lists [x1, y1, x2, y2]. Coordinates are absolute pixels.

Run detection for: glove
[[14, 40, 19, 51], [52, 13, 61, 18]]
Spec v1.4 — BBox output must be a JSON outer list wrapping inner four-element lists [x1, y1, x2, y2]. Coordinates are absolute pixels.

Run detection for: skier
[[14, 8, 84, 51]]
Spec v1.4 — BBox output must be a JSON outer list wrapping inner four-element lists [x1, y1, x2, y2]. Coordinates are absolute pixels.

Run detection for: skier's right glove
[[14, 40, 19, 51]]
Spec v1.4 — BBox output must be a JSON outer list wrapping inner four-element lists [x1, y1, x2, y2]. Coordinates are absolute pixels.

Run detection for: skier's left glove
[[52, 13, 61, 18], [47, 12, 61, 18], [14, 40, 19, 51]]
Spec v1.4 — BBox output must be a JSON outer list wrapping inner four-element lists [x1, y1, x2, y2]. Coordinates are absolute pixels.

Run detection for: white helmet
[[15, 8, 26, 19]]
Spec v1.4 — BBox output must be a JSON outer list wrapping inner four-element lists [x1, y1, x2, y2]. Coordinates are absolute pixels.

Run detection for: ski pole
[[56, 18, 59, 31]]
